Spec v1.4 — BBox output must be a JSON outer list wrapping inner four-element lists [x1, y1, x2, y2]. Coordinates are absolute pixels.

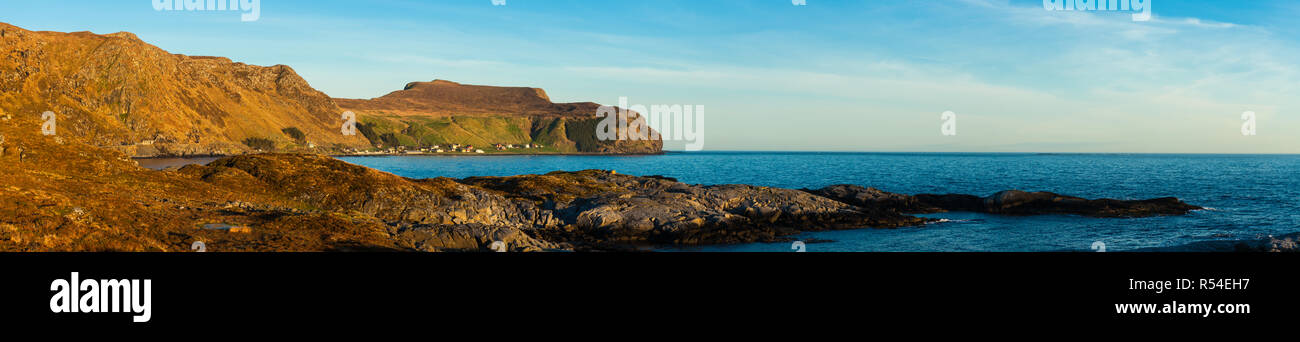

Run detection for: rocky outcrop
[[1135, 233, 1300, 252], [804, 185, 943, 214], [809, 186, 1202, 218], [389, 223, 566, 252], [463, 171, 927, 246], [913, 190, 1202, 218], [181, 156, 926, 249], [1241, 234, 1300, 252], [180, 153, 562, 229]]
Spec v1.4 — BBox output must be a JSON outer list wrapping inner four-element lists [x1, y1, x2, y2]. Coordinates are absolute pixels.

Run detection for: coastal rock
[[1135, 233, 1300, 253], [181, 153, 558, 229], [914, 190, 1203, 218], [463, 170, 929, 246], [804, 184, 942, 213], [1224, 234, 1300, 253], [173, 154, 933, 249], [810, 185, 1202, 218], [390, 223, 566, 252]]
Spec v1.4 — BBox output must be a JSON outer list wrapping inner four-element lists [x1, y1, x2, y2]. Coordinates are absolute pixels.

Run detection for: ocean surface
[[145, 152, 1300, 252]]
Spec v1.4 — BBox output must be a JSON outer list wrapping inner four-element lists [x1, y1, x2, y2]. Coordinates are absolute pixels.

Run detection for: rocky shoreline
[[152, 153, 1200, 252], [0, 129, 1212, 252], [331, 151, 668, 158]]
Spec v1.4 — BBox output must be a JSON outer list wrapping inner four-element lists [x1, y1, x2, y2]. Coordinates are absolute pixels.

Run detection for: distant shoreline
[[131, 151, 666, 169], [129, 151, 667, 160], [332, 151, 667, 157], [128, 151, 1300, 161]]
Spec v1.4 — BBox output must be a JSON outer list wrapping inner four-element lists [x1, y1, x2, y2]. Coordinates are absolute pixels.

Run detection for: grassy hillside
[[357, 113, 573, 152]]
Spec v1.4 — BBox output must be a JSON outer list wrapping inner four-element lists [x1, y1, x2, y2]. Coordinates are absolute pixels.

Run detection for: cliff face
[[336, 80, 663, 154], [0, 22, 371, 157]]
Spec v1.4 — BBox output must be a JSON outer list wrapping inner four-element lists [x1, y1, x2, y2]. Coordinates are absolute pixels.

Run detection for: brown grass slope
[[0, 22, 371, 157]]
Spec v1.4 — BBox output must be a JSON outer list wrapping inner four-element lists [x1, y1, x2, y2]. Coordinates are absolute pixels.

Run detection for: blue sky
[[2, 0, 1297, 153]]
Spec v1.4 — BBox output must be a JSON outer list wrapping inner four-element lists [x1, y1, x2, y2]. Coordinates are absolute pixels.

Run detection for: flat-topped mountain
[[0, 22, 371, 157], [335, 80, 598, 117], [336, 80, 661, 154]]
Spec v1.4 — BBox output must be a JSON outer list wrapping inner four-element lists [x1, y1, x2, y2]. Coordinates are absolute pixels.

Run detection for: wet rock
[[810, 185, 1202, 218], [805, 185, 942, 213], [1138, 233, 1300, 253], [915, 190, 1202, 218]]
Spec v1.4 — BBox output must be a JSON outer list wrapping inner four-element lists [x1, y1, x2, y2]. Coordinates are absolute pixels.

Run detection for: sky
[[1, 0, 1297, 153]]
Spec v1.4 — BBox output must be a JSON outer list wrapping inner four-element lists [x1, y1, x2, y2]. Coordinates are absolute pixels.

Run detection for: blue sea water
[[325, 152, 1296, 252]]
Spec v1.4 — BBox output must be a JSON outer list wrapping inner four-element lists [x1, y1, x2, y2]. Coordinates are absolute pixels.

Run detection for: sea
[[141, 152, 1300, 252]]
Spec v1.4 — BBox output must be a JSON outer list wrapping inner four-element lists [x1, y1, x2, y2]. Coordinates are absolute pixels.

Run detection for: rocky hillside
[[336, 80, 662, 154], [0, 22, 372, 157]]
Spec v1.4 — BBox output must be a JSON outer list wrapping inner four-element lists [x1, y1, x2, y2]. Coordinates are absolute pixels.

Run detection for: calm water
[[193, 152, 1300, 252]]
